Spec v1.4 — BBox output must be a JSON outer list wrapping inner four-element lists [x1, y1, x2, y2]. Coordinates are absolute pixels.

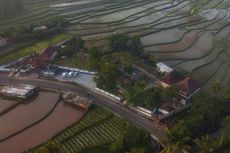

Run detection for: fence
[[94, 87, 121, 101], [137, 106, 152, 116], [159, 104, 190, 121], [55, 65, 96, 75], [131, 106, 153, 117], [0, 67, 29, 73]]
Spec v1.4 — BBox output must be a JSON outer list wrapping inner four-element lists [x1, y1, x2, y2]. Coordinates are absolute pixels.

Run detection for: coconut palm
[[194, 135, 214, 153], [160, 127, 190, 153], [161, 141, 190, 153], [210, 80, 222, 94]]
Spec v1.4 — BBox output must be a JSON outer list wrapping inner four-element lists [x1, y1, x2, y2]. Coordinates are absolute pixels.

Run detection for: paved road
[[0, 74, 165, 141]]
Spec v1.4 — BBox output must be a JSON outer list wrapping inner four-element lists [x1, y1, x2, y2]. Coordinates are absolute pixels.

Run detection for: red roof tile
[[159, 70, 184, 85], [27, 56, 48, 69], [179, 77, 200, 96], [40, 45, 58, 61]]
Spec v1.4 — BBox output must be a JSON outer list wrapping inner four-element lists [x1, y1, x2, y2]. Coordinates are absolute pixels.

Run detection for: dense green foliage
[[57, 46, 76, 58], [89, 40, 134, 91], [160, 127, 190, 153], [110, 123, 153, 153], [161, 85, 180, 102], [87, 47, 102, 70], [57, 36, 84, 58], [162, 90, 230, 153], [94, 61, 119, 91], [126, 83, 161, 110], [108, 33, 143, 56]]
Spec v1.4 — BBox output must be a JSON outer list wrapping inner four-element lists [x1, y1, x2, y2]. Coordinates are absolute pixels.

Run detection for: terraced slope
[[0, 0, 229, 87], [29, 106, 128, 153]]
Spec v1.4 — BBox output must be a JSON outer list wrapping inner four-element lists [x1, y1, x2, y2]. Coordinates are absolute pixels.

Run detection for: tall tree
[[94, 61, 119, 90], [161, 84, 180, 102], [109, 33, 129, 52], [87, 47, 101, 70], [194, 135, 214, 153], [210, 80, 222, 94], [160, 125, 190, 153], [126, 83, 144, 106]]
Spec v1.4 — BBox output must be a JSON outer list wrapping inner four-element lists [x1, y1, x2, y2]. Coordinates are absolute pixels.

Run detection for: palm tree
[[161, 141, 190, 153], [160, 127, 190, 153], [210, 80, 222, 94], [194, 135, 214, 153]]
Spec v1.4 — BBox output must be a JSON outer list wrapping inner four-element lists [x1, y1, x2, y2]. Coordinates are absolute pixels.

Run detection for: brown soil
[[0, 101, 85, 153], [0, 92, 59, 139], [0, 98, 18, 114]]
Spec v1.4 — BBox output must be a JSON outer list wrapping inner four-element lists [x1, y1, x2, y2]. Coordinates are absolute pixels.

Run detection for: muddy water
[[0, 101, 84, 153], [0, 92, 59, 139], [0, 98, 18, 114]]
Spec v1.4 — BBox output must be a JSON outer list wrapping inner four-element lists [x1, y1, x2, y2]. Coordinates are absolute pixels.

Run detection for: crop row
[[61, 116, 123, 153]]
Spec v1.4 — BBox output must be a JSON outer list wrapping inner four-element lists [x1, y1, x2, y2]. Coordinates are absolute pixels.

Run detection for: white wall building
[[0, 84, 37, 99], [156, 62, 173, 73]]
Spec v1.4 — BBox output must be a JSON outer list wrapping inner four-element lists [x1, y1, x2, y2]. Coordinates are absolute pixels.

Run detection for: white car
[[73, 72, 79, 77], [61, 72, 68, 78], [67, 71, 74, 77]]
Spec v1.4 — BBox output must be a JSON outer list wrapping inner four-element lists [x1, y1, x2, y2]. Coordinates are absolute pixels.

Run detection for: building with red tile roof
[[178, 77, 200, 104], [8, 45, 58, 72], [26, 56, 49, 70], [39, 45, 58, 62], [158, 70, 184, 88]]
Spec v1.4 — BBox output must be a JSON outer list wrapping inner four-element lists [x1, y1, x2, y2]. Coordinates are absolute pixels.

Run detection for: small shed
[[0, 84, 37, 99], [156, 62, 173, 73]]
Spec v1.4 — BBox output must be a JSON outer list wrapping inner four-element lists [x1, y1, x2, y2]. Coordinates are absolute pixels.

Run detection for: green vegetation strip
[[0, 34, 71, 65]]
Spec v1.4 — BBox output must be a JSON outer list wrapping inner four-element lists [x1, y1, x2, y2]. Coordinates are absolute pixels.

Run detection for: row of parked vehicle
[[61, 71, 79, 78]]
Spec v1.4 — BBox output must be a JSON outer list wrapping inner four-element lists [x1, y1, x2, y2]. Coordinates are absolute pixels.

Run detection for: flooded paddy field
[[0, 0, 229, 87], [0, 98, 19, 114], [0, 91, 85, 153]]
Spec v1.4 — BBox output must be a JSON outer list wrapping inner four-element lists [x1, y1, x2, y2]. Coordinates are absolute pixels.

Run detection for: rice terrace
[[0, 0, 229, 153]]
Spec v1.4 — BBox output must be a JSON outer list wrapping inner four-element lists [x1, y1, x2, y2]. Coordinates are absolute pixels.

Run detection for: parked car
[[67, 71, 74, 77], [61, 72, 68, 78], [73, 72, 79, 77]]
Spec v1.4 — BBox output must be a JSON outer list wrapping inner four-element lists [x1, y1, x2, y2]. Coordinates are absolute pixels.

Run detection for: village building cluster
[[0, 37, 201, 121], [155, 63, 200, 117], [0, 38, 75, 75]]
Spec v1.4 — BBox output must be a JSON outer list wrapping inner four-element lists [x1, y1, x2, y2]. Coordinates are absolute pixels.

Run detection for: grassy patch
[[54, 53, 90, 70], [0, 34, 71, 65]]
